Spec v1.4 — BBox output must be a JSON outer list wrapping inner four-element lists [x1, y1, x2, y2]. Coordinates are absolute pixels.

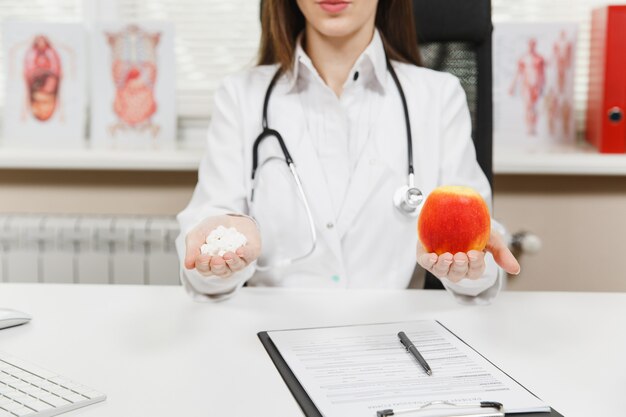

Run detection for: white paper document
[[268, 321, 550, 417]]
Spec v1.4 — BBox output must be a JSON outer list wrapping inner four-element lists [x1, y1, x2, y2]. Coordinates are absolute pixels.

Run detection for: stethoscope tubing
[[250, 56, 421, 270], [251, 60, 414, 180], [250, 156, 317, 271], [386, 59, 415, 177]]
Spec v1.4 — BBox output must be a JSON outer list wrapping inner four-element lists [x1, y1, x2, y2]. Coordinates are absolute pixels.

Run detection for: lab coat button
[[326, 222, 334, 229]]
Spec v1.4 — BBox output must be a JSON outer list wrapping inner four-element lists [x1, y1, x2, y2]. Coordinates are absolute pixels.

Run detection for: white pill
[[200, 225, 247, 257]]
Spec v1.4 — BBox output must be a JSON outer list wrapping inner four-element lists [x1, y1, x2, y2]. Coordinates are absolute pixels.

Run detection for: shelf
[[0, 147, 203, 171], [494, 142, 626, 176], [0, 141, 624, 175]]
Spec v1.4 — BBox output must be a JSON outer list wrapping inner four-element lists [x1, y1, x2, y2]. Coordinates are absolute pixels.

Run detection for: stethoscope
[[250, 59, 423, 270]]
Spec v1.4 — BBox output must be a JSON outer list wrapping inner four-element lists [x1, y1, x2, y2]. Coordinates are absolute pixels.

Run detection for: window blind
[[0, 1, 622, 125]]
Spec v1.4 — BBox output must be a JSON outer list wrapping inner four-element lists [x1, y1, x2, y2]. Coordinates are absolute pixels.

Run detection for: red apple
[[418, 185, 490, 255]]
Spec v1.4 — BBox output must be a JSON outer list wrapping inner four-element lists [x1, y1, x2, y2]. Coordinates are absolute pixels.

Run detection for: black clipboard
[[258, 325, 564, 417]]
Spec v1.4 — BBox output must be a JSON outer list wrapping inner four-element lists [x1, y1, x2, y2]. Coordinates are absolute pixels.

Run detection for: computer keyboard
[[0, 353, 106, 416]]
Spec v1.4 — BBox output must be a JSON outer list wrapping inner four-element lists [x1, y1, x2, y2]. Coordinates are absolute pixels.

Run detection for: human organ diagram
[[8, 34, 72, 124], [22, 35, 63, 122], [106, 25, 161, 137], [3, 23, 85, 146]]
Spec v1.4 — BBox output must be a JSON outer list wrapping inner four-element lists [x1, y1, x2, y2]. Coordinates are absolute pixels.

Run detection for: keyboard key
[[4, 360, 55, 381], [0, 387, 17, 398], [61, 382, 84, 392], [11, 407, 33, 416], [57, 389, 80, 400], [47, 377, 72, 388], [39, 394, 70, 408], [0, 353, 106, 416], [36, 381, 57, 392], [0, 376, 18, 387], [61, 392, 86, 404], [3, 400, 23, 411], [20, 386, 46, 398], [45, 384, 69, 394], [80, 390, 104, 400], [8, 394, 28, 405], [20, 398, 52, 413], [10, 370, 33, 381], [11, 382, 30, 392]]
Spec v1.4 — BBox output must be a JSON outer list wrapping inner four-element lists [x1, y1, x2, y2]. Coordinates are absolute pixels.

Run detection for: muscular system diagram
[[546, 31, 574, 138], [507, 32, 574, 140], [509, 38, 545, 136]]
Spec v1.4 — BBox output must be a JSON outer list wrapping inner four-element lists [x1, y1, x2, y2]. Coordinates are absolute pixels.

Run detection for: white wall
[[1, 170, 623, 292]]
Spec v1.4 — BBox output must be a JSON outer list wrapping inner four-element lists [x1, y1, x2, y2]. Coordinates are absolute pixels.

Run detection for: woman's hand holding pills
[[184, 215, 261, 278]]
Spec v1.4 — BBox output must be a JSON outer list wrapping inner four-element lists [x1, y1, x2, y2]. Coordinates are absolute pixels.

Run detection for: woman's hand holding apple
[[416, 186, 520, 282]]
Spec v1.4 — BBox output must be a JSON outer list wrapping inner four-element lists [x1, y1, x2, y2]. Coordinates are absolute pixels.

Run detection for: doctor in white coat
[[176, 0, 520, 303]]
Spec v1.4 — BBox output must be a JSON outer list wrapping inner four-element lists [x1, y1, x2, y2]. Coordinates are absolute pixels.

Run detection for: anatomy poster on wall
[[91, 22, 176, 149], [493, 23, 577, 149], [2, 22, 86, 148]]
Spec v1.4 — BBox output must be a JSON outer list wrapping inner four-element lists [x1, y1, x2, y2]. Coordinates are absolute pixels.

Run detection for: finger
[[223, 251, 245, 272], [210, 256, 231, 278], [448, 252, 469, 283], [486, 233, 521, 275], [195, 254, 213, 276], [416, 243, 437, 270], [431, 252, 453, 278], [466, 250, 486, 279], [185, 234, 205, 269], [417, 251, 438, 271], [184, 251, 197, 270], [416, 242, 426, 257], [236, 245, 259, 264]]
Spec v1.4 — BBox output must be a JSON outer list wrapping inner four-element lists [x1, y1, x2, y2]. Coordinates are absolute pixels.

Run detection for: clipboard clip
[[376, 400, 504, 417]]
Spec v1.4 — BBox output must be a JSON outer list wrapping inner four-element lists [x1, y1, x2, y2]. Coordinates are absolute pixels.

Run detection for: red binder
[[586, 5, 626, 153]]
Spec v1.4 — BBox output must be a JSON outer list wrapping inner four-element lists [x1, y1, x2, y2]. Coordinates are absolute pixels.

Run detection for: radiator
[[0, 214, 180, 285]]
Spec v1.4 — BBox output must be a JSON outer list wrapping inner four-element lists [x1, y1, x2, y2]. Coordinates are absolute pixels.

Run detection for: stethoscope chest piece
[[393, 184, 423, 217]]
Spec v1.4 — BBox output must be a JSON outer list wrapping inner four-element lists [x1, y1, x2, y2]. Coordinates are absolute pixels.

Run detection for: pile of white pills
[[200, 225, 247, 257]]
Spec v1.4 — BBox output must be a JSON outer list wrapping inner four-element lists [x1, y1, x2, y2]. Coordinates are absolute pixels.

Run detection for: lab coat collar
[[287, 29, 388, 93]]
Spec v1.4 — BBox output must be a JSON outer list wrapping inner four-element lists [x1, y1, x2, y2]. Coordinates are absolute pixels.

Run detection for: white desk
[[0, 284, 624, 417]]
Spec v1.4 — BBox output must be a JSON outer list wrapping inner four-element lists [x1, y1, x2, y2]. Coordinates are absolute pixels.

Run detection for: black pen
[[398, 331, 432, 376]]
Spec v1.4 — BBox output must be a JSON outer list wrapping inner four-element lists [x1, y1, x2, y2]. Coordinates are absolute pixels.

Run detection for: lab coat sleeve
[[437, 76, 503, 304], [176, 77, 256, 301]]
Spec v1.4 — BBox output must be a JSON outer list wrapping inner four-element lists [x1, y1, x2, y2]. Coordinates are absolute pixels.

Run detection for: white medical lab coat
[[176, 31, 503, 303]]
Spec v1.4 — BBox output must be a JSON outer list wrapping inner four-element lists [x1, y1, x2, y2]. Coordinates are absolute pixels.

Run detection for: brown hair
[[258, 0, 421, 73]]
